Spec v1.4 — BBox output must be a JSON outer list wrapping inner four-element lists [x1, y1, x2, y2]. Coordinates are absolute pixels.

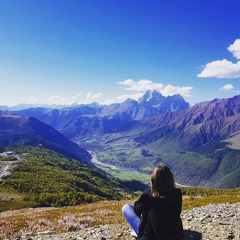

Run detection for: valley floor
[[0, 202, 239, 240]]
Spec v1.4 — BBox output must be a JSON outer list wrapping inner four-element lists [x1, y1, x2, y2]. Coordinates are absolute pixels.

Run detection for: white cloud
[[219, 84, 234, 91], [101, 99, 116, 105], [48, 95, 82, 105], [227, 39, 240, 59], [117, 79, 164, 91], [198, 39, 240, 78], [197, 59, 240, 78], [47, 92, 103, 105], [25, 92, 103, 106], [161, 84, 193, 97], [30, 96, 45, 104], [117, 79, 136, 86], [117, 79, 193, 99], [86, 92, 103, 101], [117, 93, 144, 102]]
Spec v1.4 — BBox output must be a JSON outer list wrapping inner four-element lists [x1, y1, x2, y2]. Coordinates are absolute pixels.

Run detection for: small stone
[[227, 231, 234, 239], [219, 222, 230, 225], [37, 231, 56, 236]]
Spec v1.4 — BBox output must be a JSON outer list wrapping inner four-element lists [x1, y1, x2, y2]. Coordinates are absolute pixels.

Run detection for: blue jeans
[[122, 204, 140, 235]]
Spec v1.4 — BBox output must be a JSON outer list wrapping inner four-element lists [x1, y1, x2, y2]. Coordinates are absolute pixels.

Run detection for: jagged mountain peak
[[123, 98, 138, 104], [138, 89, 163, 103], [137, 90, 189, 112], [167, 94, 184, 100]]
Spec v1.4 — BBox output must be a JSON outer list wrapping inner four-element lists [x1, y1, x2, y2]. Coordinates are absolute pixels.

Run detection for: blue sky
[[0, 0, 239, 106]]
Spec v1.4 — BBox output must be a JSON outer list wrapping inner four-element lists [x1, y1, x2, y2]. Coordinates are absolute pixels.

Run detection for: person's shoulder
[[173, 188, 182, 196], [174, 187, 181, 192], [143, 187, 151, 195], [138, 188, 151, 200]]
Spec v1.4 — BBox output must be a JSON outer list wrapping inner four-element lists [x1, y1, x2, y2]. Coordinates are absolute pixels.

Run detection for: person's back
[[135, 188, 183, 240], [122, 163, 183, 240]]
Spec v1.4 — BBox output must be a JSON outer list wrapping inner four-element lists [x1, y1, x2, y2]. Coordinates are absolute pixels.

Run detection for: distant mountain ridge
[[0, 102, 102, 111], [13, 90, 190, 143]]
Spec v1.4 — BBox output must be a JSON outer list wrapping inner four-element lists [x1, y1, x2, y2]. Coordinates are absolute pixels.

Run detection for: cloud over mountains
[[117, 79, 193, 101]]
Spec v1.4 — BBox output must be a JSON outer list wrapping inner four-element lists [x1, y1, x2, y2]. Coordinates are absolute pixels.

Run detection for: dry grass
[[0, 200, 133, 239], [0, 196, 240, 240], [182, 195, 240, 210]]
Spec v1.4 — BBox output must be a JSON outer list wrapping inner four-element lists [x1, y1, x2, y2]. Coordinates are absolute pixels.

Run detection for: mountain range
[[1, 90, 240, 189], [0, 102, 101, 111], [13, 90, 189, 144]]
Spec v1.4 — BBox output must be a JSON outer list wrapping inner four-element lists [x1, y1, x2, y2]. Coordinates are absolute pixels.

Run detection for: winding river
[[88, 150, 140, 173], [88, 150, 189, 187]]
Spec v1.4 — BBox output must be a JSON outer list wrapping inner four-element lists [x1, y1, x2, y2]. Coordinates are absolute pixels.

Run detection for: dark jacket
[[134, 188, 183, 240]]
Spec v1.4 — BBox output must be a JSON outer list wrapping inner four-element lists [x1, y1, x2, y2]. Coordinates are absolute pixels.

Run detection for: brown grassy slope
[[0, 194, 240, 239]]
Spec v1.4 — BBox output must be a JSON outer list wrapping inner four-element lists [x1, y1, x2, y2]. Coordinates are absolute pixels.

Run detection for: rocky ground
[[4, 202, 239, 240], [0, 153, 22, 181]]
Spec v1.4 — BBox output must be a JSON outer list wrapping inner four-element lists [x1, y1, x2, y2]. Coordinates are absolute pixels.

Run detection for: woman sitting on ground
[[122, 163, 183, 240]]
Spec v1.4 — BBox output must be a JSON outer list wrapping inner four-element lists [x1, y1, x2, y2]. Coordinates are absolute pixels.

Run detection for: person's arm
[[134, 188, 151, 218], [174, 188, 182, 216]]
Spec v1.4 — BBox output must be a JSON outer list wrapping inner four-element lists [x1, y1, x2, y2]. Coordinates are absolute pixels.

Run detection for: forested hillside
[[0, 146, 132, 208]]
